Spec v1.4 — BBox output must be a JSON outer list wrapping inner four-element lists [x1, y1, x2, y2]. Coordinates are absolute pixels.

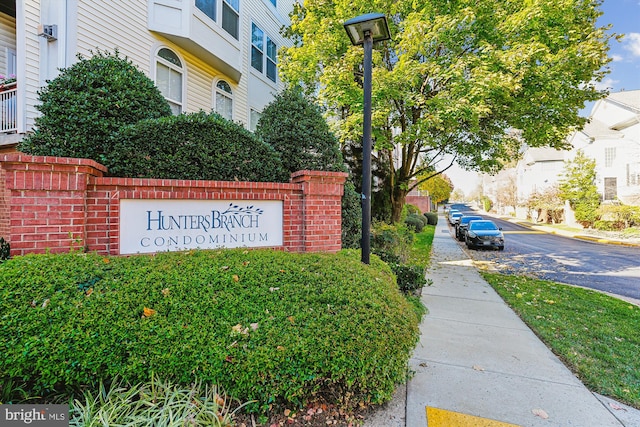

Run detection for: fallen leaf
[[41, 299, 50, 308], [232, 274, 240, 282], [142, 307, 156, 318], [269, 287, 280, 292], [102, 258, 110, 264], [609, 402, 627, 411], [161, 288, 170, 296], [250, 322, 259, 331], [532, 408, 549, 419], [225, 355, 234, 363], [277, 345, 285, 351], [287, 316, 295, 324], [472, 365, 485, 371], [284, 409, 291, 417], [86, 288, 94, 296]]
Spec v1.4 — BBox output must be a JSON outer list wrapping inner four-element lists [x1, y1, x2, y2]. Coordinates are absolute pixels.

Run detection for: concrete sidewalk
[[364, 214, 640, 427]]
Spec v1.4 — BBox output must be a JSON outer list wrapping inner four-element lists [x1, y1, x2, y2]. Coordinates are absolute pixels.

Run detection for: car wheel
[[465, 239, 473, 249]]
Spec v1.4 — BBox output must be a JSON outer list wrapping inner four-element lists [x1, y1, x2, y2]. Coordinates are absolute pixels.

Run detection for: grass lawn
[[481, 272, 640, 409]]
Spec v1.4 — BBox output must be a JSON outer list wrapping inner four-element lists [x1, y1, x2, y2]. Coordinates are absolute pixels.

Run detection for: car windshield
[[461, 217, 482, 224], [470, 221, 498, 231]]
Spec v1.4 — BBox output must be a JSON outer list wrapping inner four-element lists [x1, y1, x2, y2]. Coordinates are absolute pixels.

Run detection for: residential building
[[568, 90, 640, 205], [0, 0, 292, 151], [511, 90, 640, 221]]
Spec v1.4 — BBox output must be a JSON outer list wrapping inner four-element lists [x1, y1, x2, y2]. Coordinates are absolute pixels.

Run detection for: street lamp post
[[343, 13, 391, 264]]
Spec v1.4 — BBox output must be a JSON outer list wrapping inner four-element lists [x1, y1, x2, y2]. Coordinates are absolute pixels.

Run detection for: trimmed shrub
[[404, 213, 425, 233], [341, 180, 362, 249], [19, 50, 171, 163], [106, 112, 287, 182], [0, 250, 419, 412], [424, 212, 438, 225], [0, 237, 9, 261], [255, 86, 345, 174], [389, 263, 427, 294], [371, 222, 414, 264]]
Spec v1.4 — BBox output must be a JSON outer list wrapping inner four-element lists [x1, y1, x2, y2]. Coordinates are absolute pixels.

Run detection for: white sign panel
[[119, 199, 283, 254]]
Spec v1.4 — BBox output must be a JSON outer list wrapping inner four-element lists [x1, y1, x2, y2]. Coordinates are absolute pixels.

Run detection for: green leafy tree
[[559, 150, 600, 226], [19, 50, 171, 164], [281, 0, 613, 222], [418, 173, 453, 204]]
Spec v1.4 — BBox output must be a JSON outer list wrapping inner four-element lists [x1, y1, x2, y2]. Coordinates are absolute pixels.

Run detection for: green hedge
[[424, 212, 438, 225], [0, 250, 419, 411], [106, 112, 287, 182]]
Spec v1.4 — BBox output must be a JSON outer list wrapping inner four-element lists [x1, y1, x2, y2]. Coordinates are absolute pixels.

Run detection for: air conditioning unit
[[37, 24, 57, 41]]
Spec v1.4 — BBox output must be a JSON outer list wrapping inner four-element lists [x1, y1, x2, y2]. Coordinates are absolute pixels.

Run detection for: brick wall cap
[[0, 153, 108, 173]]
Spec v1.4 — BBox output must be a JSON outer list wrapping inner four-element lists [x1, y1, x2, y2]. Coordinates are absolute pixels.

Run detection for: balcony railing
[[1, 82, 17, 133]]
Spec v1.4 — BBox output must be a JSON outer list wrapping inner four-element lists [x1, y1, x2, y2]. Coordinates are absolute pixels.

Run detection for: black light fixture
[[343, 13, 391, 265]]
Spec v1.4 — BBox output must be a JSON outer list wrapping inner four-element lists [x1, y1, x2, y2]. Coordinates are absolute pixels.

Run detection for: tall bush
[[256, 86, 360, 247], [107, 112, 287, 182], [19, 50, 171, 163]]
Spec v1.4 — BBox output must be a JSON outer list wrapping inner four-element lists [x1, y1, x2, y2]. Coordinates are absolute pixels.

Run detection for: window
[[251, 23, 277, 82], [215, 80, 233, 120], [250, 109, 262, 131], [195, 0, 216, 21], [604, 177, 617, 201], [155, 48, 183, 115], [605, 147, 616, 168], [222, 0, 239, 39], [195, 0, 239, 40]]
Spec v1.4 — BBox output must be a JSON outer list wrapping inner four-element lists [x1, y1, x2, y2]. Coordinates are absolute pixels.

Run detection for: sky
[[446, 0, 640, 195]]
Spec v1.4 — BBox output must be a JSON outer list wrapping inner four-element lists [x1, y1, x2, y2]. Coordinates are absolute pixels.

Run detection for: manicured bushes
[[0, 249, 419, 411], [19, 50, 171, 162], [405, 213, 427, 233], [107, 112, 287, 182], [424, 212, 438, 225]]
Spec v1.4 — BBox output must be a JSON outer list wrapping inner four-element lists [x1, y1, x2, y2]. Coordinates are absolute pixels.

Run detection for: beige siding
[[24, 0, 41, 130], [18, 0, 295, 133], [0, 13, 16, 75], [75, 1, 150, 72]]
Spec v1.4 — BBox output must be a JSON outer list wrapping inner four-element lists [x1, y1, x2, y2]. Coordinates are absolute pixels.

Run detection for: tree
[[494, 170, 519, 214], [281, 0, 613, 223], [418, 173, 453, 204], [19, 50, 171, 164], [559, 150, 601, 226], [526, 185, 565, 223]]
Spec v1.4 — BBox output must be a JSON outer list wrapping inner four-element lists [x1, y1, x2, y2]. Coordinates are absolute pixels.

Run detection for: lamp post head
[[343, 13, 391, 46]]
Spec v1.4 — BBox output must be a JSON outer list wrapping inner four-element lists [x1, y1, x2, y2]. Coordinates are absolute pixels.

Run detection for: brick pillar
[[290, 170, 348, 252], [0, 154, 106, 256]]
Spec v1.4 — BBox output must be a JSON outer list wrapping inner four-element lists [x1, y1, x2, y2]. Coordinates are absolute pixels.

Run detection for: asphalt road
[[448, 205, 640, 301]]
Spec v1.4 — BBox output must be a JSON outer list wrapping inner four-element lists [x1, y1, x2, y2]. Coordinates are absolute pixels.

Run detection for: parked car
[[448, 210, 463, 226], [465, 220, 504, 250], [456, 215, 484, 241]]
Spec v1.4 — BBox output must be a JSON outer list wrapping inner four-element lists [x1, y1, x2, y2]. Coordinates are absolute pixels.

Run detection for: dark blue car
[[465, 220, 504, 250]]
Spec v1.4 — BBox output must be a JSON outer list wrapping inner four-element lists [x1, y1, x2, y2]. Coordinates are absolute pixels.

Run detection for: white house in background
[[512, 90, 640, 220], [568, 90, 640, 205], [0, 0, 292, 151]]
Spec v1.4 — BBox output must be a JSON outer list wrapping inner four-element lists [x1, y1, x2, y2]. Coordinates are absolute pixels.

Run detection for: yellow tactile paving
[[426, 407, 521, 427]]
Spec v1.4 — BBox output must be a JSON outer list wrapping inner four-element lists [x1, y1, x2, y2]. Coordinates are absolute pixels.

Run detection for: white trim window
[[251, 23, 277, 82], [250, 108, 262, 131], [155, 48, 184, 115], [195, 0, 240, 40], [215, 80, 233, 120]]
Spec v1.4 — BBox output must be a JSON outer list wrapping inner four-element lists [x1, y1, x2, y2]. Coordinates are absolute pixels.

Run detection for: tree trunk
[[390, 186, 409, 224]]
